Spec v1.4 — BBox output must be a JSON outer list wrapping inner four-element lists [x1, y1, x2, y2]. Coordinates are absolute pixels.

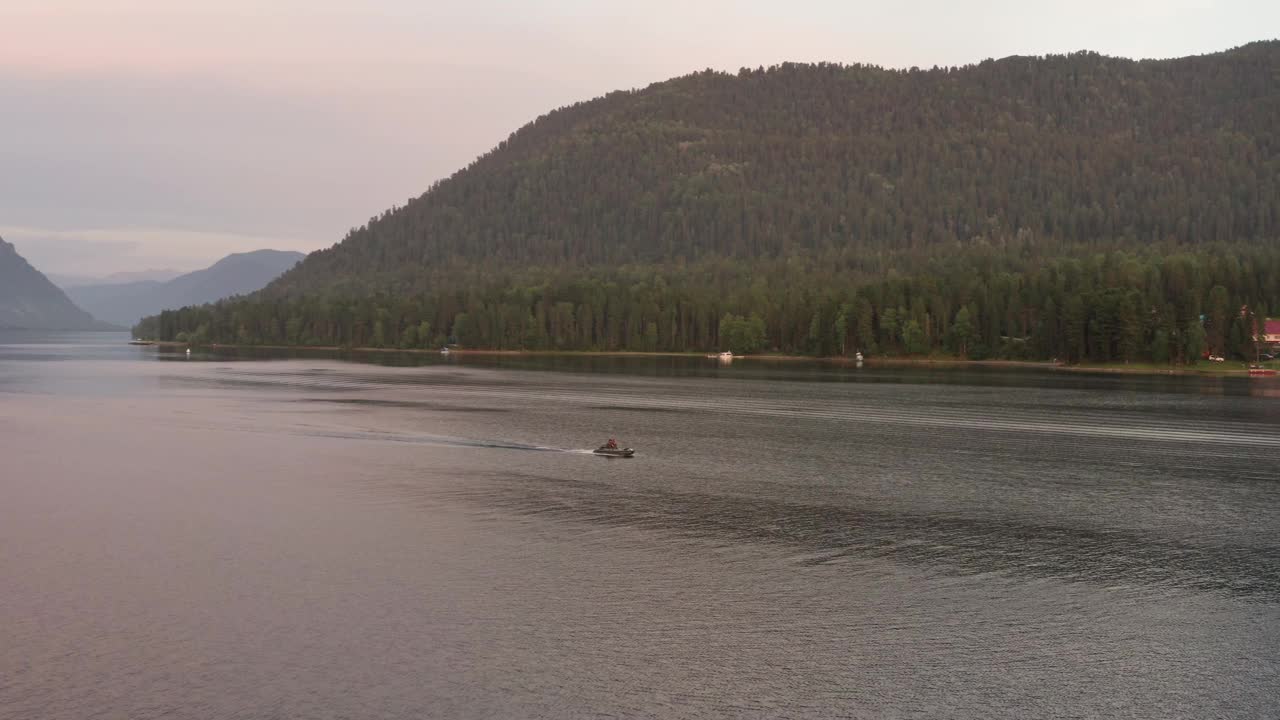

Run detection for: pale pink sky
[[2, 0, 1275, 275]]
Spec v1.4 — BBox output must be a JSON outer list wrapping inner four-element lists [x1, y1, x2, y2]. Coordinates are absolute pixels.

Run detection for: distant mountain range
[[49, 269, 184, 288], [0, 237, 112, 330], [64, 250, 305, 328]]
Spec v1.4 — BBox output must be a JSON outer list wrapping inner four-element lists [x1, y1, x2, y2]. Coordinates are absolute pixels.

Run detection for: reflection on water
[[2, 330, 1279, 719]]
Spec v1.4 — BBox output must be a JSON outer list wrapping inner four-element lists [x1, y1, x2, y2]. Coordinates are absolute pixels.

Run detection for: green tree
[[853, 297, 876, 354], [1207, 285, 1230, 355], [902, 320, 927, 355], [720, 313, 766, 354], [1117, 293, 1141, 363], [950, 306, 976, 358], [1062, 296, 1087, 363], [1183, 319, 1206, 363], [452, 312, 474, 346], [399, 324, 418, 349], [1150, 329, 1171, 364]]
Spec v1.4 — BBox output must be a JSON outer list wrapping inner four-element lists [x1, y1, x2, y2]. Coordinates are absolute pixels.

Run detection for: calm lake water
[[3, 331, 1279, 719]]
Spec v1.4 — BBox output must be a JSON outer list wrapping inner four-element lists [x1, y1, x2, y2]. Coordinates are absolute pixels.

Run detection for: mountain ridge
[[51, 269, 184, 288], [70, 249, 304, 327], [0, 237, 113, 330]]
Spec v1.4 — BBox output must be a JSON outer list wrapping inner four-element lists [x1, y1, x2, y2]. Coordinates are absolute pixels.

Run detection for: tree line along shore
[[135, 246, 1280, 369]]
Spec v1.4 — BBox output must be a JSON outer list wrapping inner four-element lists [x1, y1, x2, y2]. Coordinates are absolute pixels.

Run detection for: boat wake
[[298, 426, 595, 455]]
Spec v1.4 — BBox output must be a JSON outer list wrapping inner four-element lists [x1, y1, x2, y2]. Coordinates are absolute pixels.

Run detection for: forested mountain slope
[[141, 42, 1280, 362], [0, 238, 110, 330]]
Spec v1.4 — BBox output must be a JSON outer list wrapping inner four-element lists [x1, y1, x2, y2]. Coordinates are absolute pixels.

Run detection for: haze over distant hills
[[0, 237, 110, 330], [50, 269, 184, 289], [142, 43, 1280, 364], [67, 250, 304, 328]]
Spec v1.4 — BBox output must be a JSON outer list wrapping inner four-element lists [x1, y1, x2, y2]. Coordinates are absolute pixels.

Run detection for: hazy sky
[[2, 0, 1275, 275]]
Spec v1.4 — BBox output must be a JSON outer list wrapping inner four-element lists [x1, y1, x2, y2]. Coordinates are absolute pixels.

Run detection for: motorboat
[[593, 444, 636, 458]]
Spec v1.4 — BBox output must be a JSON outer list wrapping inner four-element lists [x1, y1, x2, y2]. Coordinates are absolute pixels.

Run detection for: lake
[[2, 331, 1278, 719]]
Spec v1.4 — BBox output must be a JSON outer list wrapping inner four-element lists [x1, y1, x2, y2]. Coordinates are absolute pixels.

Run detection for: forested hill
[[0, 238, 109, 330], [269, 41, 1278, 293], [141, 42, 1280, 363]]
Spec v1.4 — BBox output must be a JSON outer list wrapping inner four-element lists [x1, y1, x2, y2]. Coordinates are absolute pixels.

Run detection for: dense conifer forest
[[137, 42, 1280, 362]]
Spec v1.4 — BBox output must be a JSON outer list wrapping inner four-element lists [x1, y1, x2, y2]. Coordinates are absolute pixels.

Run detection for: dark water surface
[[3, 332, 1279, 719]]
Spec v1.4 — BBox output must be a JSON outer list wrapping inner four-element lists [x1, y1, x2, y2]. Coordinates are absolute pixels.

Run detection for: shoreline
[[143, 341, 710, 358], [134, 340, 1271, 377]]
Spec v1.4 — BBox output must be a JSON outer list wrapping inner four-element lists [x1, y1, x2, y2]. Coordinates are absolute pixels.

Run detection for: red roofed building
[[1262, 319, 1280, 344]]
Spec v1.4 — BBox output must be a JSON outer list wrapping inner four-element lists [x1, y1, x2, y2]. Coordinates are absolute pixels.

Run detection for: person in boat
[[605, 438, 618, 449]]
